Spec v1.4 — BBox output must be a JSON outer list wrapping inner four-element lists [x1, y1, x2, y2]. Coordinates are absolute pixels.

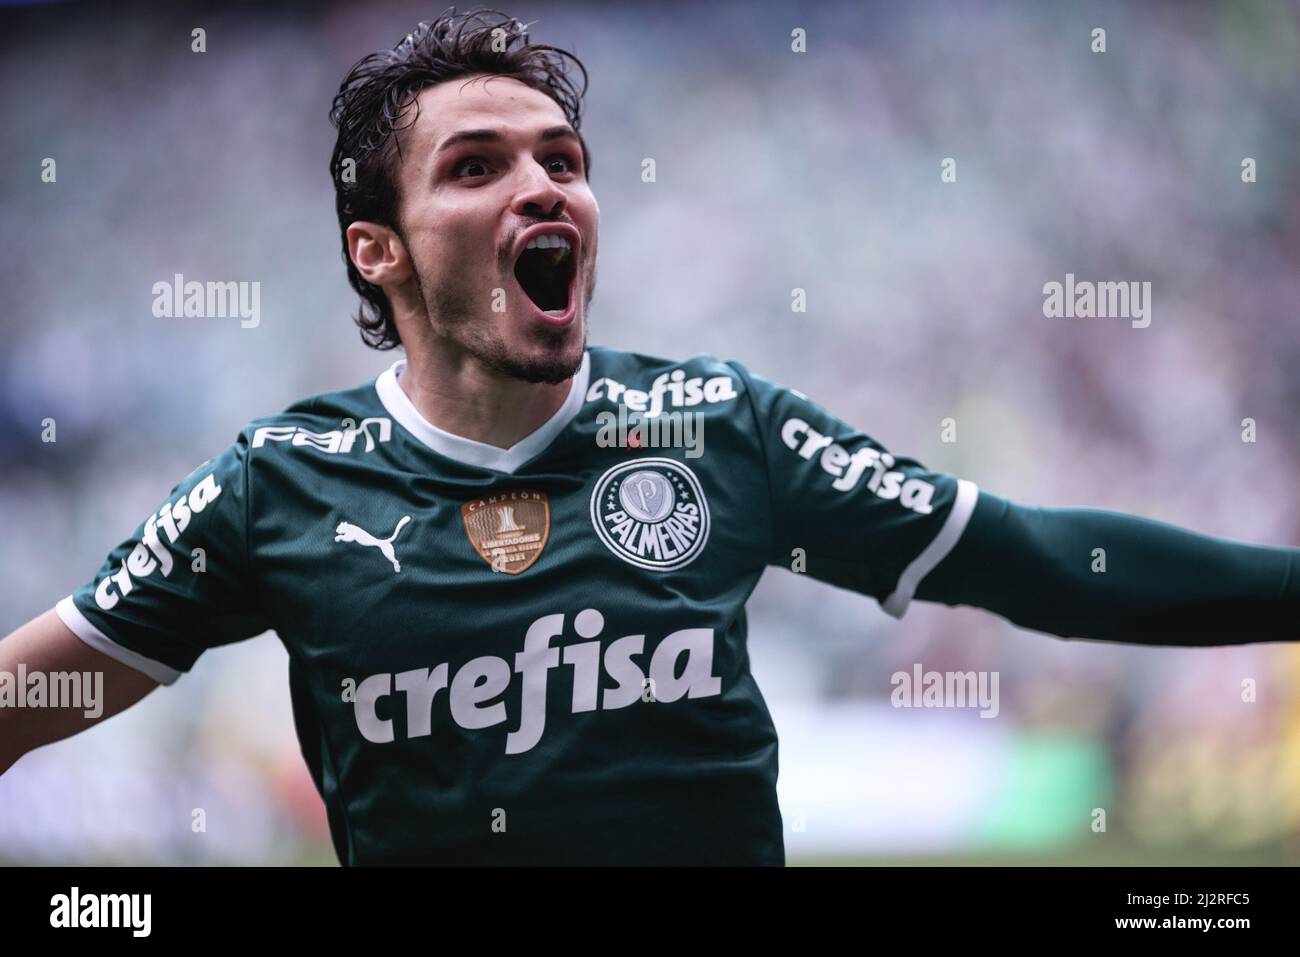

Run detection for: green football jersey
[[57, 347, 978, 865]]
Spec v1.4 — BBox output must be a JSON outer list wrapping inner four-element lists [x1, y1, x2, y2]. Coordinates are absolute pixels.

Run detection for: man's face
[[390, 74, 598, 384]]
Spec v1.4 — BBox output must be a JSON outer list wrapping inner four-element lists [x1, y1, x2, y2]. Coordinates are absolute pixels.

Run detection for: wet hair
[[328, 8, 590, 349]]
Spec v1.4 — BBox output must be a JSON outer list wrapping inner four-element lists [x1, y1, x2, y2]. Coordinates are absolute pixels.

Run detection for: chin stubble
[[416, 255, 596, 386]]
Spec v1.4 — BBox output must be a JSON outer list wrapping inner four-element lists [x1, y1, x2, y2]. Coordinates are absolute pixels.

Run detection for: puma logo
[[335, 515, 412, 573]]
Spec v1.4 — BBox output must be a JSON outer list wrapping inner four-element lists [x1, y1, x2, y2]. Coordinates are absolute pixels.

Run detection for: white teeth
[[525, 234, 572, 252]]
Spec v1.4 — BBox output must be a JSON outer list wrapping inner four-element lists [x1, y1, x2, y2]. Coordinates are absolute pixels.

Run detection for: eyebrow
[[436, 125, 580, 153]]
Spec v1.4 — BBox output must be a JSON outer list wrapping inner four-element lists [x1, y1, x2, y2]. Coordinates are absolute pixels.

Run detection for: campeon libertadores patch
[[462, 490, 550, 574], [590, 458, 710, 571]]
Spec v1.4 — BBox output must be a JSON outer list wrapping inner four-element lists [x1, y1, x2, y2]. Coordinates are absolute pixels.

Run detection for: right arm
[[3, 434, 269, 778], [0, 609, 159, 775]]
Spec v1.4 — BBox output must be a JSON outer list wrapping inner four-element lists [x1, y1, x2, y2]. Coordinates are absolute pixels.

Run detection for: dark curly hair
[[329, 8, 590, 350]]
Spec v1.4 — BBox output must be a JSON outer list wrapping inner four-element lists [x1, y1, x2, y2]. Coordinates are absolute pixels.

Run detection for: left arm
[[916, 492, 1300, 645], [727, 357, 1298, 645]]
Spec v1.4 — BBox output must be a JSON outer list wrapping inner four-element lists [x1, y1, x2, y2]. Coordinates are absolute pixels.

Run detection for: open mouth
[[513, 233, 577, 315]]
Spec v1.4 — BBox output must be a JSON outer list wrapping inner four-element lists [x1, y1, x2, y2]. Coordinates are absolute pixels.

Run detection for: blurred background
[[1, 0, 1299, 865]]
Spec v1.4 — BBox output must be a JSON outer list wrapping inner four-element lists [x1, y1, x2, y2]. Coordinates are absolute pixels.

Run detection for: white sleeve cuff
[[880, 480, 980, 619], [55, 595, 183, 686]]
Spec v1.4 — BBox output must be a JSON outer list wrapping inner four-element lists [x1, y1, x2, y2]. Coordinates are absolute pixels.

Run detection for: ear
[[347, 221, 412, 288]]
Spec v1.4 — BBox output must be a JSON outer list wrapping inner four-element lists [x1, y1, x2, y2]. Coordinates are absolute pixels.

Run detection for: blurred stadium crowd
[[1, 0, 1298, 863]]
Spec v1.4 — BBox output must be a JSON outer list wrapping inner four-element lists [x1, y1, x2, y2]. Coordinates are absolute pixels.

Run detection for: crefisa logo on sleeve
[[590, 458, 709, 571], [94, 471, 223, 610]]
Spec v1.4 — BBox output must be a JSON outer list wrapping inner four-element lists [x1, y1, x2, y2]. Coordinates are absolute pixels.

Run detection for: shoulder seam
[[724, 360, 778, 565]]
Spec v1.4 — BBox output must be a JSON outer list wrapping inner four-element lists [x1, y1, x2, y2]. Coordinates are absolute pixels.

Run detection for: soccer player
[[1, 10, 1296, 865]]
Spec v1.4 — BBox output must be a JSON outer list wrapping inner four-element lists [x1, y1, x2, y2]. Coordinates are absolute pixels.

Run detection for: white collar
[[374, 351, 590, 474]]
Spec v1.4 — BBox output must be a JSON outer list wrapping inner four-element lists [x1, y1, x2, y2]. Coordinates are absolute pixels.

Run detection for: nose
[[510, 159, 567, 219]]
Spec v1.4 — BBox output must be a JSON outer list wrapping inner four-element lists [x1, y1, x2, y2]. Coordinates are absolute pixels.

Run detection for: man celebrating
[[1, 10, 1295, 865]]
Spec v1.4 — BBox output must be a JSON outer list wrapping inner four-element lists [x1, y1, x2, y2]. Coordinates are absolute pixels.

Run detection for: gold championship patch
[[461, 490, 550, 575]]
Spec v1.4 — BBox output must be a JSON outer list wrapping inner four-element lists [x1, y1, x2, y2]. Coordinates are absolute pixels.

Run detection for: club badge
[[462, 490, 550, 574], [590, 458, 710, 571]]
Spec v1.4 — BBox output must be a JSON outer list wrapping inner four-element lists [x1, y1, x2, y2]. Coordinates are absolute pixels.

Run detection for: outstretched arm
[[916, 492, 1300, 645], [0, 609, 159, 774]]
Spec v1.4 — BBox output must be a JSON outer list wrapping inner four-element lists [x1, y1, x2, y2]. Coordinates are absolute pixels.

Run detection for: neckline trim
[[374, 351, 590, 474]]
